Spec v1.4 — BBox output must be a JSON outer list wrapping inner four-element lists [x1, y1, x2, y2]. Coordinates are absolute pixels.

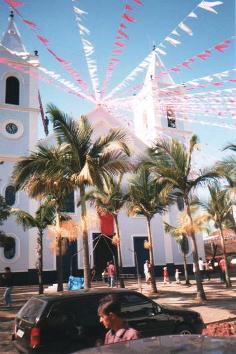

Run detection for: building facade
[[0, 14, 205, 284]]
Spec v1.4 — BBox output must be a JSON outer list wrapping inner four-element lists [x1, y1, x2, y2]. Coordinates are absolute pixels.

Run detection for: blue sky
[[0, 0, 235, 165]]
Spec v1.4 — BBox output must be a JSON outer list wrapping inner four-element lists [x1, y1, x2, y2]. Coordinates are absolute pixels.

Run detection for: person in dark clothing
[[2, 267, 13, 307]]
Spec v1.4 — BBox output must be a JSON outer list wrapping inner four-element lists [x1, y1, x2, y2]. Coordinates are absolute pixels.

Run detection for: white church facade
[[0, 13, 205, 284]]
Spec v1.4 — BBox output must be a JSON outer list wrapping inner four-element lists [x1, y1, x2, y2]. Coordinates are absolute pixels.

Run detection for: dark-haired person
[[98, 295, 139, 344], [2, 267, 13, 308]]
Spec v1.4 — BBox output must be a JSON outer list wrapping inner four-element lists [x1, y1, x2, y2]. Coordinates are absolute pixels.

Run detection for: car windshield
[[18, 297, 46, 323]]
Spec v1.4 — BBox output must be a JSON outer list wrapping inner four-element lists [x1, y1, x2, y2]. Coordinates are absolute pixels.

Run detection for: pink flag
[[125, 4, 133, 11], [122, 13, 136, 23], [214, 41, 230, 52], [133, 0, 143, 5], [0, 57, 8, 63], [118, 30, 129, 39], [23, 19, 37, 29], [115, 42, 125, 47], [37, 35, 49, 45], [4, 0, 24, 8], [120, 23, 127, 29]]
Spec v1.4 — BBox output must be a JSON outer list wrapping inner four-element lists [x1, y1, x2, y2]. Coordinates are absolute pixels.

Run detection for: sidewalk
[[0, 277, 236, 353]]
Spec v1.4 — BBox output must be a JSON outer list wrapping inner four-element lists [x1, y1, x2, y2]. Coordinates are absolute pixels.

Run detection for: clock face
[[5, 122, 18, 135]]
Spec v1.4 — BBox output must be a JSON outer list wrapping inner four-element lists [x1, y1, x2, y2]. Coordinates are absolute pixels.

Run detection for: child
[[175, 268, 181, 284], [163, 266, 170, 284]]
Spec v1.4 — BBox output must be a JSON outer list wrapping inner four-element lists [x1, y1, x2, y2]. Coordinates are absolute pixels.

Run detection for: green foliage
[[0, 195, 10, 245]]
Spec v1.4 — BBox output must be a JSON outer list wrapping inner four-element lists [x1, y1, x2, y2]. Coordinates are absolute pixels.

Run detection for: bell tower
[[0, 11, 40, 275]]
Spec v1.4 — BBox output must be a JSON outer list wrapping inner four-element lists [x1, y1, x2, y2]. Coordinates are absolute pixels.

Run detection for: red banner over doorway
[[98, 212, 114, 236]]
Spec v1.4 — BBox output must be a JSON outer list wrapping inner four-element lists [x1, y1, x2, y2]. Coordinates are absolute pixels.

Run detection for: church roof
[[143, 49, 175, 91], [0, 11, 27, 54]]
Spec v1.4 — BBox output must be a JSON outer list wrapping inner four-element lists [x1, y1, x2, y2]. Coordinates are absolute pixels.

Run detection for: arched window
[[5, 185, 16, 206], [5, 76, 20, 105], [4, 236, 16, 259], [61, 192, 75, 213]]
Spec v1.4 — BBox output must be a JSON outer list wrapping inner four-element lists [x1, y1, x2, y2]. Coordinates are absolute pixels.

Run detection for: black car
[[12, 288, 204, 354]]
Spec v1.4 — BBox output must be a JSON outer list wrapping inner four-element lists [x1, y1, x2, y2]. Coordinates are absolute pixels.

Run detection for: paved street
[[1, 277, 236, 353]]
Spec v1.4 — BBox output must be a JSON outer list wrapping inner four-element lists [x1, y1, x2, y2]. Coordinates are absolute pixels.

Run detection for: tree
[[195, 183, 236, 288], [87, 174, 127, 288], [164, 223, 190, 285], [127, 167, 172, 294], [12, 144, 74, 291], [0, 195, 10, 246], [148, 135, 218, 301], [216, 143, 236, 197], [11, 199, 56, 294], [46, 104, 132, 289]]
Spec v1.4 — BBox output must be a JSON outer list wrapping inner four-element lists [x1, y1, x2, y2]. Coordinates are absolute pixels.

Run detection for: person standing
[[163, 266, 170, 284], [219, 258, 226, 283], [2, 267, 13, 308], [175, 268, 181, 284], [98, 295, 140, 344], [144, 260, 151, 283], [198, 257, 205, 281], [107, 261, 116, 288]]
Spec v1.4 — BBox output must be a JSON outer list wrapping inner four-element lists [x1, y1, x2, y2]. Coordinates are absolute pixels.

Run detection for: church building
[[0, 13, 205, 284]]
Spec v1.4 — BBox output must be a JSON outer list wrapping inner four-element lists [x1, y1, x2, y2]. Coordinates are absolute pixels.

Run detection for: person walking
[[107, 261, 116, 288], [98, 295, 140, 344], [205, 260, 211, 281], [144, 260, 151, 284], [219, 258, 226, 283], [2, 267, 13, 308]]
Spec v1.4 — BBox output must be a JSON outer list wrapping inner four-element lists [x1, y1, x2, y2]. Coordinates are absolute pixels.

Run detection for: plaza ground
[[1, 277, 236, 353]]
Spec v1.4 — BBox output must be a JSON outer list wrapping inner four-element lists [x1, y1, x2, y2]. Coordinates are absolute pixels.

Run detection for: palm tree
[[127, 167, 172, 294], [46, 104, 132, 289], [195, 183, 236, 288], [216, 143, 236, 196], [164, 223, 190, 285], [12, 144, 74, 291], [11, 200, 56, 294], [87, 174, 127, 288], [148, 135, 218, 301]]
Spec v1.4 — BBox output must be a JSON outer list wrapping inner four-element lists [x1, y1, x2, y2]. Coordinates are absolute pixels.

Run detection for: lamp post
[[128, 249, 142, 293]]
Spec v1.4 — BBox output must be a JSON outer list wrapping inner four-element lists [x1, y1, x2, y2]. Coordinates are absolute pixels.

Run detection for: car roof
[[32, 288, 137, 303]]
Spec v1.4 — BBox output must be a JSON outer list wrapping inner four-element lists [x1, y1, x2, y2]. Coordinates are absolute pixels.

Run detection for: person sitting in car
[[98, 294, 140, 345]]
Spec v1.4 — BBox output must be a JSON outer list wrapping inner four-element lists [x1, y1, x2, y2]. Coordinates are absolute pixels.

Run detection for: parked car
[[12, 288, 204, 354]]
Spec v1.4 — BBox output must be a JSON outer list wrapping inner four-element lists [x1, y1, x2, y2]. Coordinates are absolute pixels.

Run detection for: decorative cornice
[[0, 104, 40, 113]]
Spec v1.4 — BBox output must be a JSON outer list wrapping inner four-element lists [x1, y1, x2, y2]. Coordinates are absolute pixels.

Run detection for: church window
[[5, 76, 20, 105], [61, 192, 75, 213], [167, 107, 176, 128], [5, 185, 16, 206], [3, 236, 16, 259], [5, 122, 18, 135]]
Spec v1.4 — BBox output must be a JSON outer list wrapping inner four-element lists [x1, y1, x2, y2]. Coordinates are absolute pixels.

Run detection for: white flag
[[178, 22, 193, 36], [171, 30, 180, 36], [79, 24, 90, 35], [188, 11, 198, 18], [165, 36, 181, 46], [156, 47, 167, 55], [73, 6, 88, 16], [198, 1, 223, 14]]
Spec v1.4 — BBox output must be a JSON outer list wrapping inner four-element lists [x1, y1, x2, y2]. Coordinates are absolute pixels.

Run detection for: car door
[[119, 292, 176, 337]]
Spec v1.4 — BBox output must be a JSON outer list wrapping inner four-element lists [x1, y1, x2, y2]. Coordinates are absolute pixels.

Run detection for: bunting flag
[[73, 4, 100, 101], [4, 0, 24, 8], [178, 22, 193, 36], [198, 1, 223, 14]]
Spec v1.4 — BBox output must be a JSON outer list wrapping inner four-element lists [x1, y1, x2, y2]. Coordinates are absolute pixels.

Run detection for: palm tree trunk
[[183, 253, 190, 285], [219, 226, 231, 288], [80, 184, 91, 289], [186, 200, 206, 301], [146, 217, 158, 294], [56, 209, 63, 292], [37, 230, 44, 294], [114, 215, 125, 288]]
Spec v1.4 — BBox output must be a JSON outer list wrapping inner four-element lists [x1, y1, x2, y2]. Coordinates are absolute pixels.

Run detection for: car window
[[120, 293, 155, 319], [18, 298, 46, 323]]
